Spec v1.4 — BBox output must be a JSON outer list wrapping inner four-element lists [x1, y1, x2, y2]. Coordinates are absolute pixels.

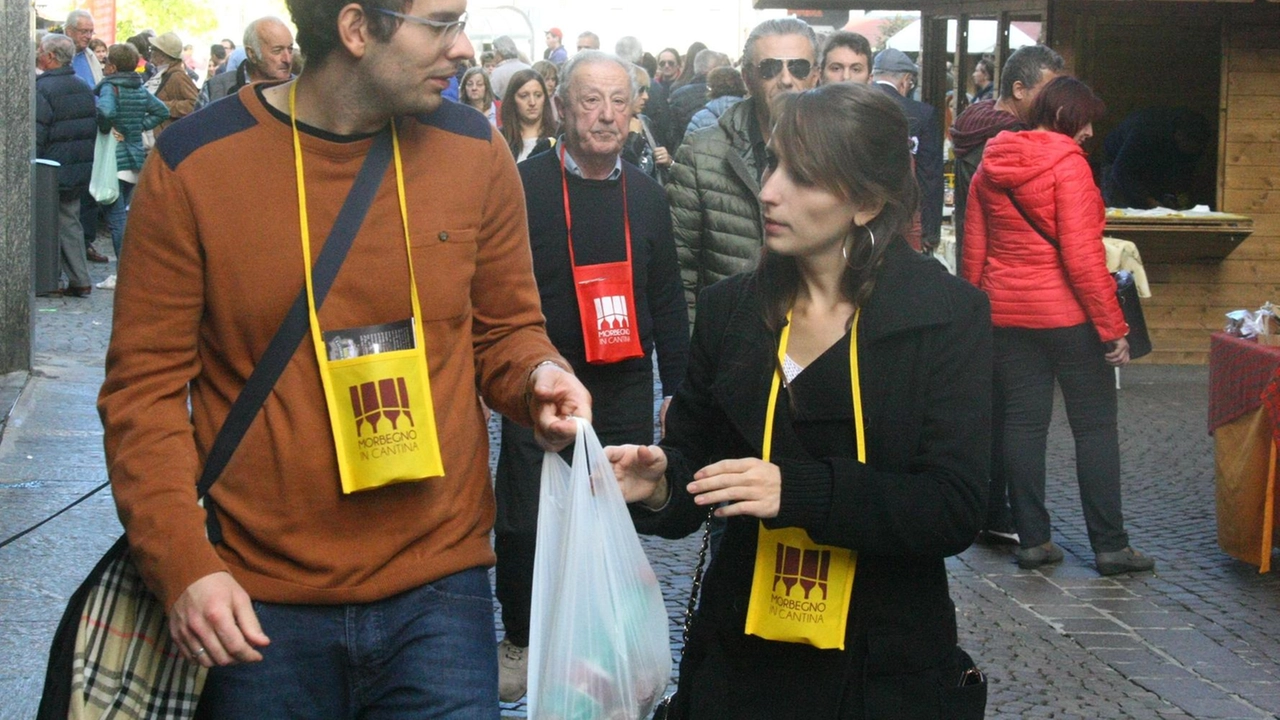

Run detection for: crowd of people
[[32, 1, 1158, 717]]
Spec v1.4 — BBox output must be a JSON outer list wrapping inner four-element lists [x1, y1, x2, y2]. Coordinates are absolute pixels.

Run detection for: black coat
[[633, 240, 991, 719], [36, 66, 98, 193], [668, 77, 710, 151], [875, 82, 944, 248]]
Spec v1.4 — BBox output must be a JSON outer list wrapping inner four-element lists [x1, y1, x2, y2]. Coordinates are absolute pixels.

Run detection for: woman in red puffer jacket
[[963, 76, 1154, 577]]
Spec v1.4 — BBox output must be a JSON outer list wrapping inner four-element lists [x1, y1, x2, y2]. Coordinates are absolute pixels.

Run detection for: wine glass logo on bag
[[773, 543, 831, 601], [349, 377, 416, 437]]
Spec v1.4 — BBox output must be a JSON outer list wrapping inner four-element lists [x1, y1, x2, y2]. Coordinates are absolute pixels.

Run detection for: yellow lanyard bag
[[290, 86, 444, 494], [743, 309, 864, 650]]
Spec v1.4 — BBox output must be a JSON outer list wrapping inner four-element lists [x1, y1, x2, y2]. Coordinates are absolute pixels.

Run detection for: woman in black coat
[[609, 83, 992, 720]]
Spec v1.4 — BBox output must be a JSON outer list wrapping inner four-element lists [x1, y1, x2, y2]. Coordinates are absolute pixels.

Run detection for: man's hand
[[653, 146, 673, 168], [689, 458, 782, 519], [605, 444, 669, 507], [1105, 337, 1131, 367], [168, 572, 270, 668], [528, 364, 592, 451]]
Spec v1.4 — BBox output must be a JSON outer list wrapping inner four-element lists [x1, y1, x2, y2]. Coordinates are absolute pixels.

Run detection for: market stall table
[[1210, 332, 1280, 571]]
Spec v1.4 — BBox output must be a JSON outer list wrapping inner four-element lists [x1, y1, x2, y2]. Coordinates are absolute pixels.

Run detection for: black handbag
[[30, 130, 396, 720], [1004, 190, 1153, 359]]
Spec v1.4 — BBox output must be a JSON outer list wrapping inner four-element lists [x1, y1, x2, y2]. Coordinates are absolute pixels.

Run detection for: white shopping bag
[[527, 418, 672, 720]]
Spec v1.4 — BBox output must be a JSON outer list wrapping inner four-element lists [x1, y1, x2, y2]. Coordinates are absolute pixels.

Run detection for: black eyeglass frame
[[754, 57, 813, 81]]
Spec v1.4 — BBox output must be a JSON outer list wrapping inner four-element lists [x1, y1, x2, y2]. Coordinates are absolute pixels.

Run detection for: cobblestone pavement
[[3, 247, 1280, 719]]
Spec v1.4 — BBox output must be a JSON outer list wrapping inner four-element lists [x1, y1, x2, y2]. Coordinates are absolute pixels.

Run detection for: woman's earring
[[865, 226, 876, 247]]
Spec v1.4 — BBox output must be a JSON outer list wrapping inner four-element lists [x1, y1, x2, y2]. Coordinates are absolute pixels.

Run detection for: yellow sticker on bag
[[743, 308, 863, 650]]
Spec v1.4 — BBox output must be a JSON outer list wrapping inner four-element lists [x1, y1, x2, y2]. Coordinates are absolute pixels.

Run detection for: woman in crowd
[[499, 68, 557, 162], [685, 65, 747, 138], [96, 42, 169, 260], [672, 41, 707, 89], [622, 64, 672, 184], [971, 58, 995, 103], [531, 60, 560, 124], [963, 76, 1155, 576], [609, 82, 990, 719], [460, 66, 498, 127], [89, 38, 108, 66]]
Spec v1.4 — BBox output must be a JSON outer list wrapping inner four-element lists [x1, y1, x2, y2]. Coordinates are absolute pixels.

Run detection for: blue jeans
[[196, 567, 499, 719], [103, 180, 135, 261], [994, 324, 1130, 553]]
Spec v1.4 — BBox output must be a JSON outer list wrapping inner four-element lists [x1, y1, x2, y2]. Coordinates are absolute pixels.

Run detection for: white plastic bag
[[89, 131, 119, 204], [527, 418, 671, 720]]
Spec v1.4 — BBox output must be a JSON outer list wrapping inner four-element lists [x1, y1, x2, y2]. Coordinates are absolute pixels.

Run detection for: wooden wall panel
[[1036, 2, 1280, 363]]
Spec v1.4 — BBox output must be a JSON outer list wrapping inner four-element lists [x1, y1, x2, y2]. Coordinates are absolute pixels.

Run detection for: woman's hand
[[1105, 336, 1131, 367], [689, 458, 781, 519], [653, 146, 673, 168], [605, 444, 669, 507]]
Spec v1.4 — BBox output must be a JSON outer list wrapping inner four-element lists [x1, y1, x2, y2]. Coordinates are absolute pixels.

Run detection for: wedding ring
[[193, 647, 207, 657]]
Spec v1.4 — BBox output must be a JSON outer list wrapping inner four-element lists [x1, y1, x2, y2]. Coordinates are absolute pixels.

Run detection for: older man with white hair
[[36, 33, 97, 296], [492, 49, 689, 704], [63, 9, 102, 87], [200, 17, 295, 107], [488, 35, 531, 99]]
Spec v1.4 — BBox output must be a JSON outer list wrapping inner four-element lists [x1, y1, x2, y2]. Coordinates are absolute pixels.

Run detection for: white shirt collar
[[562, 147, 622, 181]]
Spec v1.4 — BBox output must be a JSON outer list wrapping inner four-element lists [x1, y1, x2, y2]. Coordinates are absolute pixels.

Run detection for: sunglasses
[[756, 57, 812, 81], [658, 59, 678, 68]]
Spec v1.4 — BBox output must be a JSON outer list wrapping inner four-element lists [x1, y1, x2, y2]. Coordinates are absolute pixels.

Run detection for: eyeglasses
[[755, 57, 812, 81], [378, 9, 468, 47], [657, 59, 678, 68]]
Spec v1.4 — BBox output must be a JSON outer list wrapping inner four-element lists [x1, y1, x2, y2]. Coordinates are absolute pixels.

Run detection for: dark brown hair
[[499, 69, 557, 157], [758, 82, 918, 335], [286, 0, 410, 68], [1027, 75, 1106, 139], [107, 43, 139, 73]]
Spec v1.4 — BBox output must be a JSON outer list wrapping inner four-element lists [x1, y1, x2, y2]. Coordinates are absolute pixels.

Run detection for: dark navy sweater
[[519, 149, 689, 396]]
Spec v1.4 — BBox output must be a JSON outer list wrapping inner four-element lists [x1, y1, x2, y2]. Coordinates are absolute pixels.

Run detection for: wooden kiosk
[[758, 0, 1280, 365]]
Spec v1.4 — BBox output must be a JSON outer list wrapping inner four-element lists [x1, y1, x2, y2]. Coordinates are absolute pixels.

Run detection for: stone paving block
[[1028, 603, 1108, 619], [1057, 617, 1132, 634], [1109, 610, 1198, 630], [1130, 678, 1267, 718]]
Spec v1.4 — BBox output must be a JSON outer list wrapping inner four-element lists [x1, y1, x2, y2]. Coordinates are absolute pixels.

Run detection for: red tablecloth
[[1208, 333, 1280, 435]]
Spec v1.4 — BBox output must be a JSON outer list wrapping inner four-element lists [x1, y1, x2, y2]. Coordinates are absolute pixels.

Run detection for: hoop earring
[[865, 226, 876, 247]]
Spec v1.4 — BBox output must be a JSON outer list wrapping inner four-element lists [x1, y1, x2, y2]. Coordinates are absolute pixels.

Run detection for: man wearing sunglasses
[[100, 0, 591, 717], [871, 48, 944, 253], [668, 18, 818, 323]]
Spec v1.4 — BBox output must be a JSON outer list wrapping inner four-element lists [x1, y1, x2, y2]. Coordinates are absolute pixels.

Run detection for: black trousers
[[994, 324, 1130, 554], [493, 368, 656, 646]]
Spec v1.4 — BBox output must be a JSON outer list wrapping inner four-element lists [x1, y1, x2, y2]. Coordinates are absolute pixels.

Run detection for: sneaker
[[1015, 541, 1064, 570], [978, 529, 1021, 546], [1095, 547, 1155, 576], [497, 637, 528, 702], [96, 274, 116, 290]]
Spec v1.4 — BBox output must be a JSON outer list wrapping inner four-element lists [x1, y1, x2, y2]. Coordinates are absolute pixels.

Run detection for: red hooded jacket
[[962, 130, 1128, 342]]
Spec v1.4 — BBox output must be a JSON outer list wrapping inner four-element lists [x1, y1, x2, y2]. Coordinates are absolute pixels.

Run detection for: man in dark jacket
[[951, 44, 1064, 264], [668, 19, 818, 322], [198, 17, 295, 109], [36, 33, 97, 297], [494, 50, 689, 703], [666, 49, 730, 153], [872, 48, 944, 252]]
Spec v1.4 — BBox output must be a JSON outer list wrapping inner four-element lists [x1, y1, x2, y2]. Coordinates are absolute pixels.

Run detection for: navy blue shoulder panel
[[157, 95, 260, 171], [414, 101, 493, 142]]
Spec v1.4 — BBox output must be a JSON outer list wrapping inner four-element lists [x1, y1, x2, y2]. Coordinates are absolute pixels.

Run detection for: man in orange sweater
[[97, 0, 591, 716]]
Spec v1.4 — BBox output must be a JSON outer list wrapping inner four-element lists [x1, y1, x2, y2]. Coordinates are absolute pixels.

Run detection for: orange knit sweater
[[100, 85, 564, 610]]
